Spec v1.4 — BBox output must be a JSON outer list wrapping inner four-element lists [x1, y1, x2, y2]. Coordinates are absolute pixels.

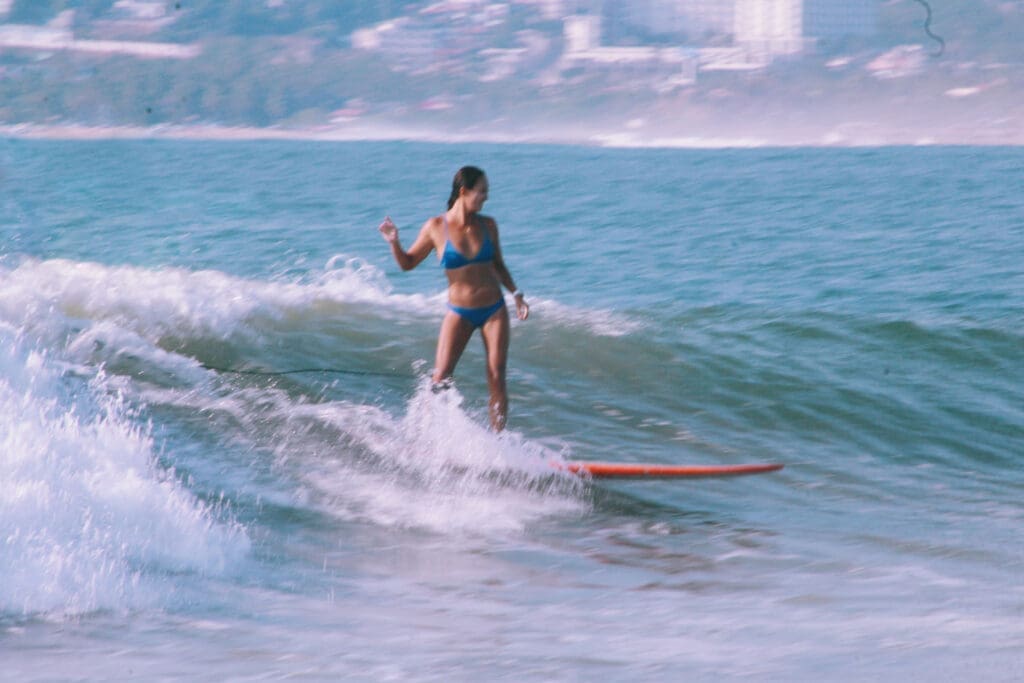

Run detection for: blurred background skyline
[[0, 0, 1021, 145]]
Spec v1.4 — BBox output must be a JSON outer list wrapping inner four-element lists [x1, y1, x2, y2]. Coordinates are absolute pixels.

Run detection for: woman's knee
[[486, 361, 506, 387]]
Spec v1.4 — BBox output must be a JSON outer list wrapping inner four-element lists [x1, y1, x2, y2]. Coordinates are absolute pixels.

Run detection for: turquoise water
[[1, 139, 1022, 680]]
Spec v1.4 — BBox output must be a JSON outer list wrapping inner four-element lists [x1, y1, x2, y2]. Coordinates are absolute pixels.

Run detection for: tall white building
[[611, 0, 876, 45], [734, 0, 805, 57], [564, 14, 602, 53], [569, 0, 877, 71]]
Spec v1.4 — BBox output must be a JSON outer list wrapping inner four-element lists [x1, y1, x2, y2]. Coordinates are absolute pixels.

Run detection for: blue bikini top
[[439, 214, 494, 270]]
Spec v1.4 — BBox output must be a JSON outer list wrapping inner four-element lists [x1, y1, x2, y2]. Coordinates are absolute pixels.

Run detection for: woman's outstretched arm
[[380, 216, 435, 271]]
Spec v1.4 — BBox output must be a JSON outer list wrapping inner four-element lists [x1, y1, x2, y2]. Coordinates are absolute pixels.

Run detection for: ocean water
[[1, 138, 1022, 681]]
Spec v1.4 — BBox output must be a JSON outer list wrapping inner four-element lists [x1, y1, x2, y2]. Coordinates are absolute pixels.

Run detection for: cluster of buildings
[[611, 0, 876, 49], [0, 1, 198, 60], [353, 0, 878, 90], [0, 0, 899, 114]]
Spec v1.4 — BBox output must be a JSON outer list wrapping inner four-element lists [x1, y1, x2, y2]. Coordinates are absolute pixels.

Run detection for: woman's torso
[[435, 213, 502, 307]]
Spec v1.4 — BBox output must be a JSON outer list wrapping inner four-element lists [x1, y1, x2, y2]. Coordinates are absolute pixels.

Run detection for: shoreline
[[1, 121, 1021, 149]]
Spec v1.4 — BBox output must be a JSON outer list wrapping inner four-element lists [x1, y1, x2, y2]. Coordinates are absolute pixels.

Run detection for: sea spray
[[0, 335, 249, 618], [255, 379, 588, 536]]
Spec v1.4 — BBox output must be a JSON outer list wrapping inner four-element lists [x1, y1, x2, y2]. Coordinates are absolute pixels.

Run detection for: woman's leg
[[480, 306, 511, 431], [433, 310, 475, 384]]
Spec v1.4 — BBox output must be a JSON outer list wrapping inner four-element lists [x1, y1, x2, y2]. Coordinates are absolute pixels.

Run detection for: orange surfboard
[[558, 461, 784, 479]]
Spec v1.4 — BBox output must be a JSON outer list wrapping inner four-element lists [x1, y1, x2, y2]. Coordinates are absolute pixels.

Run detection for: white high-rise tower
[[734, 0, 805, 59]]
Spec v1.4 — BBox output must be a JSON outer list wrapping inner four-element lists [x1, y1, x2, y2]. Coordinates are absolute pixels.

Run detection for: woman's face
[[462, 176, 489, 212]]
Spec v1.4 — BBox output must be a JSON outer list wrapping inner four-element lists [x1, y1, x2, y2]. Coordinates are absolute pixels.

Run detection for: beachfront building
[[561, 14, 697, 89], [734, 0, 806, 61], [0, 8, 199, 60], [598, 1, 877, 49], [350, 0, 880, 85], [570, 1, 799, 71], [351, 2, 519, 74], [89, 0, 182, 38], [563, 14, 601, 53]]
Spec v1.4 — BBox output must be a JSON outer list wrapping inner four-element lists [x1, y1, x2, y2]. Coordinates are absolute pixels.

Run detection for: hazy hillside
[[0, 0, 1021, 145]]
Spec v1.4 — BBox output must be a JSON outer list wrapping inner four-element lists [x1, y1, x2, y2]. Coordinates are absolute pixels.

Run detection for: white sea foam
[[133, 372, 587, 537], [299, 381, 587, 536], [0, 335, 249, 618], [94, 307, 589, 539], [0, 257, 634, 375], [0, 256, 608, 540], [529, 298, 644, 337], [0, 256, 437, 345]]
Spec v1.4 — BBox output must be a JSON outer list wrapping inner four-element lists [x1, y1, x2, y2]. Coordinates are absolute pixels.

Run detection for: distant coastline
[[1, 120, 1021, 149]]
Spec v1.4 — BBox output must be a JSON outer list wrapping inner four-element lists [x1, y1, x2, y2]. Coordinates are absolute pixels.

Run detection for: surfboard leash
[[199, 362, 409, 379]]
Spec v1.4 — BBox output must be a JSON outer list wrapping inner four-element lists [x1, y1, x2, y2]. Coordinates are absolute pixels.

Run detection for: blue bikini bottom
[[447, 298, 505, 329]]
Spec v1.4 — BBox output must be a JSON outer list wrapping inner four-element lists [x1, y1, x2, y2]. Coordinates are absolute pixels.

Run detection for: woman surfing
[[379, 166, 529, 431]]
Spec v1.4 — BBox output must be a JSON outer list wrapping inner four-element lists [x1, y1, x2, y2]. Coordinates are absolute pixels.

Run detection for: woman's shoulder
[[478, 214, 498, 232], [421, 214, 445, 234], [411, 215, 445, 251]]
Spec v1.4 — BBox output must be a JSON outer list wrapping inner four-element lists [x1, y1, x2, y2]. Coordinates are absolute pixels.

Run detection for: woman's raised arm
[[380, 216, 436, 271]]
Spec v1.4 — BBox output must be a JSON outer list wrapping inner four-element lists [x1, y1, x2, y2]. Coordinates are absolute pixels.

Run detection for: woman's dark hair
[[447, 166, 486, 210]]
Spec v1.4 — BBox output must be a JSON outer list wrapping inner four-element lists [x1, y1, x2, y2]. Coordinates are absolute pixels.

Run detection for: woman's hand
[[514, 293, 529, 321], [378, 216, 399, 244]]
